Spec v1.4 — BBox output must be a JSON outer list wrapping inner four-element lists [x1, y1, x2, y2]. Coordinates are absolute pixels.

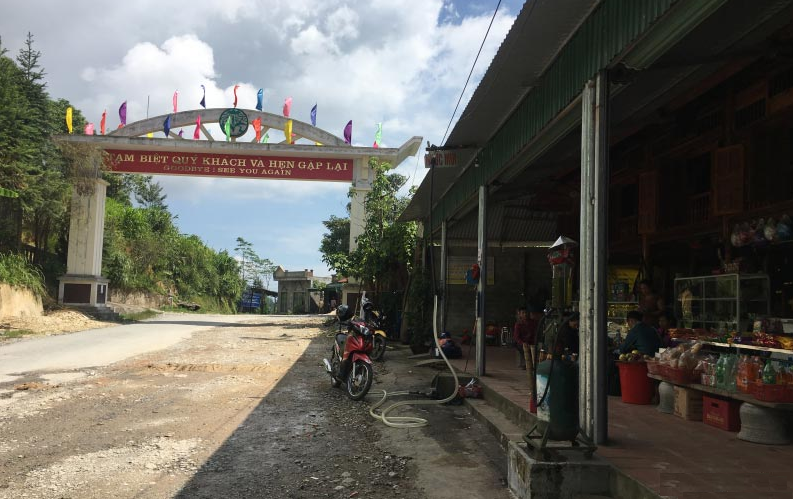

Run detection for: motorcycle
[[323, 304, 374, 400], [361, 298, 387, 361]]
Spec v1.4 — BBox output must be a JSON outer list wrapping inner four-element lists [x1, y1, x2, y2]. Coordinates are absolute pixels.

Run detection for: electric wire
[[439, 0, 503, 146]]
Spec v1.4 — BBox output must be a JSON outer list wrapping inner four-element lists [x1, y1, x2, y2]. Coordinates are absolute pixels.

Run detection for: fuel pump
[[524, 236, 596, 459]]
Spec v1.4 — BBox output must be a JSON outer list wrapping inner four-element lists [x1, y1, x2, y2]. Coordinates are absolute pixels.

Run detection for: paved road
[[0, 313, 267, 383]]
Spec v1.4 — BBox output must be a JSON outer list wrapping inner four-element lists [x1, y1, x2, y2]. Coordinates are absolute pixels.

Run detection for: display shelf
[[702, 340, 793, 356], [647, 373, 793, 410], [674, 273, 770, 333], [673, 338, 793, 355]]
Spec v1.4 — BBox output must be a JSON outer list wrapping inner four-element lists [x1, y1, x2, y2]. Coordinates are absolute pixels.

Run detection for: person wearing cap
[[555, 312, 580, 355]]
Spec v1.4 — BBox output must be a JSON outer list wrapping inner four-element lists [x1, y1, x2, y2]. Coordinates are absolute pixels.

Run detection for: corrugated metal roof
[[399, 0, 599, 223], [445, 200, 558, 244], [447, 0, 601, 149]]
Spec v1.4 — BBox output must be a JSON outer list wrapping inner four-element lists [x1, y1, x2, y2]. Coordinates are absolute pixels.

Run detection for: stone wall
[[0, 284, 43, 317], [108, 290, 169, 309]]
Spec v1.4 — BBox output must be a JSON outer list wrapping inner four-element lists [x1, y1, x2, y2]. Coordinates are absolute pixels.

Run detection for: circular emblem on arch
[[218, 108, 249, 138]]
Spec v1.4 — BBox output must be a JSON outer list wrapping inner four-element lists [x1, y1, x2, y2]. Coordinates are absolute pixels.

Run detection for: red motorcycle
[[323, 304, 374, 400]]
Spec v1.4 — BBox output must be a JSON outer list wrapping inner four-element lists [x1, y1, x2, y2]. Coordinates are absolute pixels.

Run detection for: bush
[[0, 252, 46, 296]]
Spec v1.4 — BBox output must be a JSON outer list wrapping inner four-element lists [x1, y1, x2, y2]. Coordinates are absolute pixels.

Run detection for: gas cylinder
[[535, 357, 579, 441]]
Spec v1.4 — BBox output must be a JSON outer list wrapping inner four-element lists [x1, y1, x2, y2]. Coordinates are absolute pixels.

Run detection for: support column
[[476, 185, 487, 377], [593, 70, 610, 445], [345, 157, 372, 306], [349, 156, 372, 252], [439, 220, 447, 335], [58, 178, 110, 306], [580, 71, 610, 445], [580, 81, 595, 442]]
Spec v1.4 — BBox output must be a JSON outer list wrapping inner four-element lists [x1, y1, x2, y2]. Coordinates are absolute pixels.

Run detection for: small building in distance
[[273, 267, 331, 314]]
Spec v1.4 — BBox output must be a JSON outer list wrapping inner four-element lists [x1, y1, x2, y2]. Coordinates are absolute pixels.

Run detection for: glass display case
[[674, 273, 770, 333]]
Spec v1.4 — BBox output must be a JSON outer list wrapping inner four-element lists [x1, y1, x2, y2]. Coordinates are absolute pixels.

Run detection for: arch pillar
[[58, 178, 110, 306]]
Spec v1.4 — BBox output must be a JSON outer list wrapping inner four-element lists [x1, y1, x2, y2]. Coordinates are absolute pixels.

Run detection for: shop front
[[400, 0, 793, 497]]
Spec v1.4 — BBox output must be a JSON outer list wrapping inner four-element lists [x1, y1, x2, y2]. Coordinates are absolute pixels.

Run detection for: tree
[[319, 215, 350, 275], [348, 157, 417, 293], [131, 175, 167, 209]]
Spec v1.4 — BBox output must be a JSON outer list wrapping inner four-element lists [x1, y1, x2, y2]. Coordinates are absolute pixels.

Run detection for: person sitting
[[656, 310, 674, 348], [620, 310, 661, 356]]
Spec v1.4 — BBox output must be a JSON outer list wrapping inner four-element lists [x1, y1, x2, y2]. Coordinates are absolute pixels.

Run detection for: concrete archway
[[56, 108, 421, 308]]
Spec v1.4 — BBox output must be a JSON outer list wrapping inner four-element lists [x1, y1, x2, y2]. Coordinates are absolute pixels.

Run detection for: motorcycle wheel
[[330, 347, 341, 388], [346, 360, 373, 400], [371, 335, 386, 361]]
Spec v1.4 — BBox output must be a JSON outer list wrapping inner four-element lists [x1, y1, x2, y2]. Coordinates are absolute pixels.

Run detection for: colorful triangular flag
[[343, 120, 352, 144], [65, 107, 73, 134], [283, 97, 292, 117], [373, 123, 382, 148], [118, 101, 127, 128], [252, 117, 262, 142], [256, 89, 263, 111], [200, 85, 206, 109], [284, 119, 293, 144]]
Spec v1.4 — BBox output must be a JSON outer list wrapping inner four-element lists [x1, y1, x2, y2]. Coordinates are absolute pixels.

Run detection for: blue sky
[[1, 0, 523, 282]]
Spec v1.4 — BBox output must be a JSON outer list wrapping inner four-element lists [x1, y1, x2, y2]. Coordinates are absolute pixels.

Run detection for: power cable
[[439, 0, 503, 146]]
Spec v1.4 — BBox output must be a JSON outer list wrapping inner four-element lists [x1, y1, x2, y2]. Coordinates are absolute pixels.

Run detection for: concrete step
[[463, 383, 660, 499], [69, 305, 122, 322]]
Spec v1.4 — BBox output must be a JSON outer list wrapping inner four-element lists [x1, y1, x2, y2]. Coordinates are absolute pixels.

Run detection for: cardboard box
[[674, 386, 703, 421], [703, 395, 741, 431]]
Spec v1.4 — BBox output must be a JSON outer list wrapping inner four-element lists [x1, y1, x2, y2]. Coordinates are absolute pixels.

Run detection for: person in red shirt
[[514, 306, 539, 369]]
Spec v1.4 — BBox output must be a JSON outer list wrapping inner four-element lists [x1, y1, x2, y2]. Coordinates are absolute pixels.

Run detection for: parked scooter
[[361, 298, 387, 361], [323, 304, 374, 400]]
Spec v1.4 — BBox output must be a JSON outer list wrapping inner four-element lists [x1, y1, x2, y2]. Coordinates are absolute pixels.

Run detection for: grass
[[0, 252, 46, 297], [0, 329, 36, 340]]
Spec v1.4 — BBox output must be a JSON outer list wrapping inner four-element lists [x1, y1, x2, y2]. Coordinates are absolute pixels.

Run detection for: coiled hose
[[368, 296, 460, 428]]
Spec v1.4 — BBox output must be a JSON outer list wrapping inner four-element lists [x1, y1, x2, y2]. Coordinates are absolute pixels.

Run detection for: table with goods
[[643, 317, 793, 443]]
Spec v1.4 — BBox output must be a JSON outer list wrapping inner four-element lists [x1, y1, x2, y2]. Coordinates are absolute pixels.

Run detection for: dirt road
[[0, 315, 512, 498]]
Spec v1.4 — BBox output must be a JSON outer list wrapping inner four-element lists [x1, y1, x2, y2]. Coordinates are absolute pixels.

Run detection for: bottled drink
[[715, 355, 725, 387], [762, 360, 777, 385]]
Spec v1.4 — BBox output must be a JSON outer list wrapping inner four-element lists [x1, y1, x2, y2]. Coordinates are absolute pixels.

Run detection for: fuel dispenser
[[524, 236, 596, 459]]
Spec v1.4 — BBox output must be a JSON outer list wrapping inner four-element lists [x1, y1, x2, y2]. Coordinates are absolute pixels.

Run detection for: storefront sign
[[105, 150, 354, 182], [424, 148, 476, 168]]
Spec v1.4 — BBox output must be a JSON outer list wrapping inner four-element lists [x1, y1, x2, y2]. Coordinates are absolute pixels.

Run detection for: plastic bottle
[[762, 360, 777, 385], [715, 355, 725, 388], [725, 355, 738, 391]]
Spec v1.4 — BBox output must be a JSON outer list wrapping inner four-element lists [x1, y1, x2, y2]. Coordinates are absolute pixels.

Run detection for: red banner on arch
[[105, 149, 354, 182]]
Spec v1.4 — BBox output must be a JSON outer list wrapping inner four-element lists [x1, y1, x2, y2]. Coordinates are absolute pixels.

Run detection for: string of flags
[[72, 86, 381, 146]]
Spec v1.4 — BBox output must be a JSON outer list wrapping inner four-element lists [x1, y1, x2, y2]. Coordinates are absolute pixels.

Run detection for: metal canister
[[535, 357, 579, 441]]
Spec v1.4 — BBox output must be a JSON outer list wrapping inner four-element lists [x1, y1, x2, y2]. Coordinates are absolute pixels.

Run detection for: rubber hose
[[369, 296, 460, 428]]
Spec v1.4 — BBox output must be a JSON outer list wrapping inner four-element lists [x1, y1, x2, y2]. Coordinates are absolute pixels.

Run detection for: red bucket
[[617, 361, 654, 404]]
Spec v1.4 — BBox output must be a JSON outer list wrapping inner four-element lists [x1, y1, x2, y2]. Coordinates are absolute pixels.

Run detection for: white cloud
[[0, 0, 518, 266]]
